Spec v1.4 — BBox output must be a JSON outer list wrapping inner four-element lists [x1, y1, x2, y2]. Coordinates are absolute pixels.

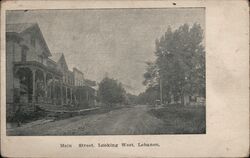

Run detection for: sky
[[6, 8, 205, 95]]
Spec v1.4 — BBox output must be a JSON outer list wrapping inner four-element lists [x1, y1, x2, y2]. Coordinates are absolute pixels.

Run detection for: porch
[[13, 61, 75, 106]]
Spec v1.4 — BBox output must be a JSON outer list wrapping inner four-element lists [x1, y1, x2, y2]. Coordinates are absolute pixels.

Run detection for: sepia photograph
[[1, 0, 249, 157], [6, 8, 206, 136]]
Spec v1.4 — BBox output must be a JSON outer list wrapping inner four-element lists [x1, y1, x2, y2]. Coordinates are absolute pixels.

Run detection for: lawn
[[149, 105, 206, 134]]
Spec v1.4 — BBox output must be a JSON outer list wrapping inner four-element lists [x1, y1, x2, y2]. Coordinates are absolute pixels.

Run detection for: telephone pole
[[159, 70, 163, 105]]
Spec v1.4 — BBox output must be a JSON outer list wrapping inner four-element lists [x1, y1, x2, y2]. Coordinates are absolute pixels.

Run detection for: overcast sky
[[7, 8, 204, 95]]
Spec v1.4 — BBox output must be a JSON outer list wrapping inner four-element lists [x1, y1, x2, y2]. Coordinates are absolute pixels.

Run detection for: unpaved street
[[8, 105, 164, 135]]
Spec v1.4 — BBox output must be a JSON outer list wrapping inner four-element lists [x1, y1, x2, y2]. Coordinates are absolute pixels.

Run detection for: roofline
[[59, 53, 69, 70], [33, 23, 52, 57], [19, 23, 52, 57], [73, 67, 84, 74], [47, 58, 57, 64]]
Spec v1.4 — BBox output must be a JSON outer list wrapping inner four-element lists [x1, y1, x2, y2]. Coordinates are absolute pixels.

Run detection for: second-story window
[[38, 56, 43, 64], [21, 47, 27, 62], [31, 35, 36, 47]]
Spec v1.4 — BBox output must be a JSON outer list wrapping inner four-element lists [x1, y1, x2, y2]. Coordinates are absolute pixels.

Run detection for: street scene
[[6, 8, 205, 135], [8, 105, 205, 135]]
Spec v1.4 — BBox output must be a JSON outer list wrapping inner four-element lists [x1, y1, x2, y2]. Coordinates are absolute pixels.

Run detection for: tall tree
[[143, 23, 205, 104]]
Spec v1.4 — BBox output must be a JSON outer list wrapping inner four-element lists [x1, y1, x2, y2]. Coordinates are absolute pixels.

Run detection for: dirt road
[[8, 105, 164, 135]]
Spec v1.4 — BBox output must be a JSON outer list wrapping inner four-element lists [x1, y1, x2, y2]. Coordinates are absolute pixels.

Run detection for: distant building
[[73, 67, 84, 86], [74, 75, 98, 107], [49, 53, 75, 105]]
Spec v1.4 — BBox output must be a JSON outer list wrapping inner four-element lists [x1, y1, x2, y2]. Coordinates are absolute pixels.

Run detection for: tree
[[98, 77, 126, 106], [125, 93, 137, 105], [143, 23, 205, 105], [136, 85, 159, 105]]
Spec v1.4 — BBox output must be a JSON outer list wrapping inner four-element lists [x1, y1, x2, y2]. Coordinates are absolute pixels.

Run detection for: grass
[[149, 105, 206, 134]]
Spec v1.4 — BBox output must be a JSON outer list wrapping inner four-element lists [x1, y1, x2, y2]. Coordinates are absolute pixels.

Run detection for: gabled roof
[[6, 23, 36, 33], [59, 53, 69, 70], [49, 53, 63, 63], [6, 23, 52, 56], [73, 67, 84, 75], [50, 53, 69, 70]]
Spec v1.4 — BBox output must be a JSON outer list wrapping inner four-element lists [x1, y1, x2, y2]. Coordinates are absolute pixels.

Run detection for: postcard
[[1, 0, 249, 157]]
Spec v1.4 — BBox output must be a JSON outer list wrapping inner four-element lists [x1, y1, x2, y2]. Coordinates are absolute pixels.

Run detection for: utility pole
[[159, 70, 163, 105], [160, 76, 163, 105], [86, 87, 89, 105]]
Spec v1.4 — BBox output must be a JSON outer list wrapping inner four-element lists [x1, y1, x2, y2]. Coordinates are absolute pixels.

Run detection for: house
[[6, 23, 65, 117], [73, 67, 84, 86], [6, 23, 99, 121], [6, 23, 91, 116], [73, 68, 98, 107], [49, 53, 75, 105]]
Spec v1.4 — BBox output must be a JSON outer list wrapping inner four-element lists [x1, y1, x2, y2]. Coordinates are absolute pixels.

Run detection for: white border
[[1, 0, 249, 157]]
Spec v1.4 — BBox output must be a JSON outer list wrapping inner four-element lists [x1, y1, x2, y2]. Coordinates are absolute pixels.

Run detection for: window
[[38, 56, 43, 63], [61, 63, 64, 69], [21, 47, 27, 62], [31, 35, 36, 47]]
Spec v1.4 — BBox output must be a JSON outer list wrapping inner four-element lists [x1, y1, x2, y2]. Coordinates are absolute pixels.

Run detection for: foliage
[[98, 77, 126, 106], [11, 104, 46, 123], [125, 93, 138, 105], [143, 23, 205, 104], [136, 85, 159, 105]]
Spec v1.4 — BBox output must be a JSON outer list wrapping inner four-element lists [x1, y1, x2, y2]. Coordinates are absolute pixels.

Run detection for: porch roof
[[14, 61, 63, 77]]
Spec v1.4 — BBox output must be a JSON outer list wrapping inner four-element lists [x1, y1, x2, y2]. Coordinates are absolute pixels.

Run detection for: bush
[[11, 105, 46, 123]]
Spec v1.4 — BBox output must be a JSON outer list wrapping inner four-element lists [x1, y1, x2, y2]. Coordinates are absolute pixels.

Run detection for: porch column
[[31, 68, 36, 103], [60, 81, 63, 105], [70, 88, 72, 104], [74, 89, 77, 105], [52, 76, 55, 105], [43, 72, 47, 103], [65, 87, 68, 104], [49, 83, 52, 103]]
